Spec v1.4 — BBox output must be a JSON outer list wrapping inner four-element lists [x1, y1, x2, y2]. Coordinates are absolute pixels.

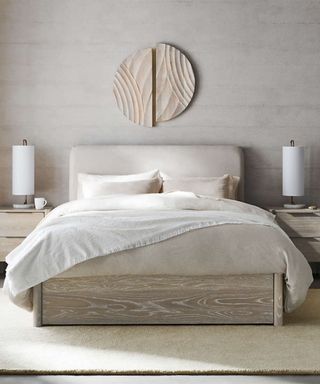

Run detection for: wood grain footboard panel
[[38, 274, 277, 326]]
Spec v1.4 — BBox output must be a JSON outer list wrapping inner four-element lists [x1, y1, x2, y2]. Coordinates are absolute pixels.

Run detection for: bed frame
[[32, 145, 284, 326], [33, 273, 283, 326]]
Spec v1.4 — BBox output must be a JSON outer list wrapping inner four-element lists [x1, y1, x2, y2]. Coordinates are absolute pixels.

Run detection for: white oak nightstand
[[0, 207, 52, 263], [269, 207, 320, 274]]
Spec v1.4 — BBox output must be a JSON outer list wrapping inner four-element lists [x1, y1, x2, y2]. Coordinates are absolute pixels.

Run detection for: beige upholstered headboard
[[69, 145, 244, 201]]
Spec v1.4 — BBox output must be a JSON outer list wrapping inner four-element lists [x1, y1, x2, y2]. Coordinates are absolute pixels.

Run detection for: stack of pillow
[[77, 170, 240, 200]]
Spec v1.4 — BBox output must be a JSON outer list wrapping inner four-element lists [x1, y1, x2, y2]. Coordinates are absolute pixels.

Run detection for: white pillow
[[162, 174, 230, 198], [78, 169, 161, 199], [82, 178, 162, 198]]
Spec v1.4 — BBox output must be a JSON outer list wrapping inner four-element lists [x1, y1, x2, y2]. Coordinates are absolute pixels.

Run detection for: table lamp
[[12, 139, 35, 209], [282, 139, 305, 209]]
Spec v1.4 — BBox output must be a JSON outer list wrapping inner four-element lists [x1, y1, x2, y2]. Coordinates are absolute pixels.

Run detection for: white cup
[[34, 197, 47, 210]]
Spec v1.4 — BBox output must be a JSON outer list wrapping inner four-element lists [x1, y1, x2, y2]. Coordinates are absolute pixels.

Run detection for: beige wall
[[1, 0, 320, 207]]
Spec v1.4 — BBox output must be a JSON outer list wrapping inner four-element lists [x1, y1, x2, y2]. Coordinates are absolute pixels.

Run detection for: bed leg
[[33, 284, 43, 327], [273, 273, 283, 326]]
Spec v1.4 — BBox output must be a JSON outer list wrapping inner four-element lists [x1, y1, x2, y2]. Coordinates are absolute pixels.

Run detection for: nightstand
[[269, 207, 320, 274], [0, 207, 52, 263]]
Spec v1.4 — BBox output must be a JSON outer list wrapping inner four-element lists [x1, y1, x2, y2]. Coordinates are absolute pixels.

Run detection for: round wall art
[[113, 43, 195, 127]]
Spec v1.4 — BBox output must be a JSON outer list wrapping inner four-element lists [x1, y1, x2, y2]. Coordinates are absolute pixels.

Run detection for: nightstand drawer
[[0, 238, 24, 261], [276, 212, 320, 238], [0, 212, 44, 237], [292, 238, 320, 262]]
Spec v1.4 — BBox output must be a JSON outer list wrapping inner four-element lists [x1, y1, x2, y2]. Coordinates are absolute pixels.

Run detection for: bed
[[4, 145, 313, 326]]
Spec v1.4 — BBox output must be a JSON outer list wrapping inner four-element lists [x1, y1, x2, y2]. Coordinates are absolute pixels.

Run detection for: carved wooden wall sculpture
[[113, 44, 195, 127], [156, 43, 195, 123], [113, 48, 153, 127]]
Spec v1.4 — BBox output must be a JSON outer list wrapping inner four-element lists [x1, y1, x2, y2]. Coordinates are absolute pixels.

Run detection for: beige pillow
[[162, 174, 230, 198], [228, 175, 240, 200], [78, 169, 161, 199], [82, 178, 162, 198]]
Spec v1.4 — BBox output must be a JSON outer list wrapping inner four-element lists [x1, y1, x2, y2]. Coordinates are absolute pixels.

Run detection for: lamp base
[[283, 203, 305, 209], [13, 203, 34, 209]]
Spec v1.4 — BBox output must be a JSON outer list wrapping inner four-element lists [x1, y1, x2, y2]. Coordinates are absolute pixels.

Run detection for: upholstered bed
[[4, 145, 313, 326]]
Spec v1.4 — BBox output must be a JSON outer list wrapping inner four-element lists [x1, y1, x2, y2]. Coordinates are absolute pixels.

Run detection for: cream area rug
[[0, 288, 319, 375]]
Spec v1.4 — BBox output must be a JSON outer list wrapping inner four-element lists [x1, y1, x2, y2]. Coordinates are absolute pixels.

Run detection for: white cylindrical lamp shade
[[12, 145, 35, 195], [282, 146, 304, 197]]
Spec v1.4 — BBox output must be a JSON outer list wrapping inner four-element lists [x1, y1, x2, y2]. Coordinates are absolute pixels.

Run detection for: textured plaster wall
[[0, 0, 320, 207]]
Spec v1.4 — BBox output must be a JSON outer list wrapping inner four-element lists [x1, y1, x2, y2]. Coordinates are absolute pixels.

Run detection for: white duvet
[[4, 192, 313, 312]]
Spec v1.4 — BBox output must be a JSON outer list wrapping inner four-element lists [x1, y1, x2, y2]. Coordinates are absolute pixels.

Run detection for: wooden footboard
[[33, 274, 283, 327]]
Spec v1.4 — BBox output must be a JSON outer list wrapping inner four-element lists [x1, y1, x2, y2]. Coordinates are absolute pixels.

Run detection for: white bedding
[[3, 192, 313, 312]]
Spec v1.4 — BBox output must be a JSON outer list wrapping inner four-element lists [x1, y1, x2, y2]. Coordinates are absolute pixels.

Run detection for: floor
[[1, 271, 319, 383], [0, 375, 320, 384]]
